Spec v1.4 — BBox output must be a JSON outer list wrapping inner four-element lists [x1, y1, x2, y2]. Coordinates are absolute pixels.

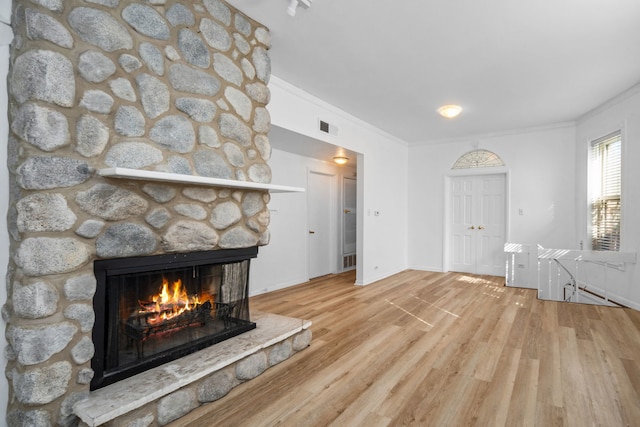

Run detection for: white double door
[[450, 174, 506, 276]]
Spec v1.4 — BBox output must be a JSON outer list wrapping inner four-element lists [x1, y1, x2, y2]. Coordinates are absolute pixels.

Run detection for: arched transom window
[[452, 149, 505, 169]]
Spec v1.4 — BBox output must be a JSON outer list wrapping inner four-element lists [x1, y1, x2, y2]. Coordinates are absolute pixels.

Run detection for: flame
[[145, 277, 203, 324]]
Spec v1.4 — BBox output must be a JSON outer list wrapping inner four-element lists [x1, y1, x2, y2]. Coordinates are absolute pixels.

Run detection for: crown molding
[[576, 81, 640, 124], [410, 121, 576, 147]]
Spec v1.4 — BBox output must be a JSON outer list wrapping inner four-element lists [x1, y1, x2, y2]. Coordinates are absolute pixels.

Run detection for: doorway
[[308, 170, 335, 279], [448, 173, 506, 276], [342, 177, 357, 270]]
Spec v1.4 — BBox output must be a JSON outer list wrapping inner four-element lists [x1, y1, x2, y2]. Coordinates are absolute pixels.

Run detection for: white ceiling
[[226, 0, 640, 145]]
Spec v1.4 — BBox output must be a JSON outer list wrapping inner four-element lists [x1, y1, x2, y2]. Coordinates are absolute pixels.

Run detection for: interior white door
[[450, 174, 506, 276], [450, 177, 476, 273], [308, 171, 333, 279]]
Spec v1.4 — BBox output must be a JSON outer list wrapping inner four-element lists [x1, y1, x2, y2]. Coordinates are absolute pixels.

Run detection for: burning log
[[121, 275, 238, 357], [126, 300, 212, 341], [123, 300, 236, 357]]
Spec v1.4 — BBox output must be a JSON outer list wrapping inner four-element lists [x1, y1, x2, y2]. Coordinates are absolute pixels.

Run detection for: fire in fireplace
[[91, 248, 258, 390]]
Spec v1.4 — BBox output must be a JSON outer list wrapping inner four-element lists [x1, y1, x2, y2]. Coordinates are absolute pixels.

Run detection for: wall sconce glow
[[437, 104, 463, 119], [333, 156, 348, 165]]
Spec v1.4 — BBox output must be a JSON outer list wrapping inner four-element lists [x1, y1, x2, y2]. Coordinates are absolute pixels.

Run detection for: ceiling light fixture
[[333, 156, 348, 165], [437, 104, 463, 119], [287, 0, 312, 17]]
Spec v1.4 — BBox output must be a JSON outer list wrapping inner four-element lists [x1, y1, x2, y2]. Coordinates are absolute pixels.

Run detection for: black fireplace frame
[[91, 247, 258, 390]]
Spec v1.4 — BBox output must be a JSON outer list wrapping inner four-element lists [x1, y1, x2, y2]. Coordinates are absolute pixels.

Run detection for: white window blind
[[591, 131, 621, 251]]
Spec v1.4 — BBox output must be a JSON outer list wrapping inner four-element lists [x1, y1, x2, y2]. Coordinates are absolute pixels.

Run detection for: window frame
[[588, 129, 623, 252]]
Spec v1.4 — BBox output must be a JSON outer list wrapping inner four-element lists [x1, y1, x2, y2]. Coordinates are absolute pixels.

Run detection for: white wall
[[407, 124, 577, 271], [249, 148, 355, 295], [0, 1, 11, 418], [575, 84, 640, 307], [266, 77, 409, 285]]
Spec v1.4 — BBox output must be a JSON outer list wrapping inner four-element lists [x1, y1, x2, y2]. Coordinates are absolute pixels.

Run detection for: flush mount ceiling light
[[437, 104, 463, 119], [333, 156, 348, 165], [287, 0, 312, 17]]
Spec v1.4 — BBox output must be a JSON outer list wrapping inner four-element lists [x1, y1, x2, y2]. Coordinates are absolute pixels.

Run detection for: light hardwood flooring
[[175, 269, 640, 426]]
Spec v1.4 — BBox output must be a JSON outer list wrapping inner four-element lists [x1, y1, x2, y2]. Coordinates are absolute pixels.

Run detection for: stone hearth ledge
[[73, 312, 311, 426]]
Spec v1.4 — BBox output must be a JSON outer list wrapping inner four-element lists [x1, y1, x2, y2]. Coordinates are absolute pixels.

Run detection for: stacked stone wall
[[4, 0, 273, 425]]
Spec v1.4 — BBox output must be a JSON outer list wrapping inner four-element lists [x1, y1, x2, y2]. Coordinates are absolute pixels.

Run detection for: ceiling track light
[[287, 0, 312, 17]]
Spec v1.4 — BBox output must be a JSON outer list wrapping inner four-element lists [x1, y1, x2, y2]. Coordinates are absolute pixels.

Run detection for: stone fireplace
[[91, 248, 257, 391], [3, 1, 310, 425]]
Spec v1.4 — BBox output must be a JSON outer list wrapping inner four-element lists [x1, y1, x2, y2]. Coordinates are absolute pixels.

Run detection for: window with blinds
[[590, 131, 621, 251]]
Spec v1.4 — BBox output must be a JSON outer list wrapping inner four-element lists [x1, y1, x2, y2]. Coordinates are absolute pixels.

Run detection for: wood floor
[[175, 270, 640, 426]]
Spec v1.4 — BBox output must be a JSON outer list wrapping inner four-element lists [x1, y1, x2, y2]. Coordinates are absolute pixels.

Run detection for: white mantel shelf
[[98, 168, 305, 193]]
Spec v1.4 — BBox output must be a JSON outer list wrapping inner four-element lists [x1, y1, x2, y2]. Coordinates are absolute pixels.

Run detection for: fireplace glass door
[[92, 249, 257, 390]]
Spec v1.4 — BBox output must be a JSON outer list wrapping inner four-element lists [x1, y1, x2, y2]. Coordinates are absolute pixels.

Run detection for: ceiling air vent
[[319, 119, 338, 136]]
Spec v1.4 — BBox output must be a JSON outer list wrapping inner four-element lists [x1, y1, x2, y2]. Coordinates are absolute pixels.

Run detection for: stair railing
[[537, 246, 636, 307]]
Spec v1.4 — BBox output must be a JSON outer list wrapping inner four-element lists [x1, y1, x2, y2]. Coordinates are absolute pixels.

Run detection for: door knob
[[469, 226, 475, 230], [344, 209, 351, 214], [309, 230, 315, 234], [478, 226, 485, 230]]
